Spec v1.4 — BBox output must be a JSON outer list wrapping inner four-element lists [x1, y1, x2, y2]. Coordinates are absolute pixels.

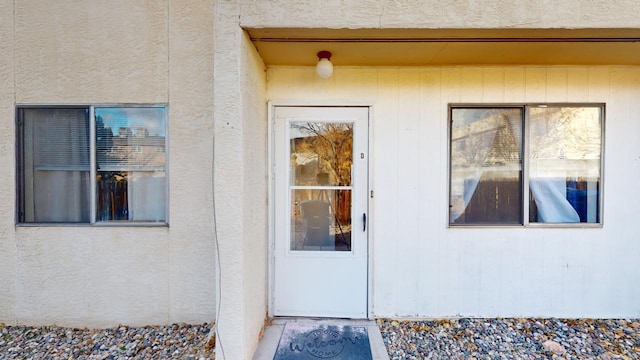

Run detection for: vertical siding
[[416, 68, 442, 315], [267, 65, 640, 318], [373, 69, 399, 313]]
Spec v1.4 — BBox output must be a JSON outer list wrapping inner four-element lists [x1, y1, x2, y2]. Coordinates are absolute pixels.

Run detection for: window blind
[[25, 108, 90, 170]]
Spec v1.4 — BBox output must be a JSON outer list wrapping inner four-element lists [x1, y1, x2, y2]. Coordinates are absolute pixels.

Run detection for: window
[[449, 104, 603, 226], [17, 106, 167, 224]]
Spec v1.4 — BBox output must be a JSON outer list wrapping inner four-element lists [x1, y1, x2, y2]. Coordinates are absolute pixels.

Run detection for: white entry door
[[273, 106, 369, 318]]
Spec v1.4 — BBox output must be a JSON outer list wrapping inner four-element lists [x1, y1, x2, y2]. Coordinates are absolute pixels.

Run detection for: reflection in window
[[289, 122, 353, 187], [16, 105, 167, 224], [529, 107, 601, 223], [450, 108, 523, 224], [290, 190, 352, 251], [289, 121, 354, 251], [95, 107, 166, 222], [449, 104, 603, 226]]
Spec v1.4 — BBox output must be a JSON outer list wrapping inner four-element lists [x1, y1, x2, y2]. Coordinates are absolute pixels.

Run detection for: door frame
[[267, 101, 374, 319]]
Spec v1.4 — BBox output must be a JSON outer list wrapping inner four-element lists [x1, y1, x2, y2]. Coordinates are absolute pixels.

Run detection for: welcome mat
[[273, 322, 373, 360]]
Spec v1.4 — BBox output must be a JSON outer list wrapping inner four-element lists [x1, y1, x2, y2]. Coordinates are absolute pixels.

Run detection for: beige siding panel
[[460, 68, 483, 103], [334, 67, 377, 101], [504, 68, 526, 103], [395, 68, 421, 314], [574, 68, 612, 316], [267, 65, 640, 318], [546, 68, 569, 101], [605, 68, 634, 315], [496, 229, 522, 316], [458, 236, 482, 315], [525, 67, 547, 102], [482, 68, 505, 102], [416, 68, 442, 313], [435, 68, 462, 315], [588, 67, 611, 102], [478, 235, 505, 315], [372, 68, 400, 314], [567, 68, 590, 101], [628, 69, 640, 308]]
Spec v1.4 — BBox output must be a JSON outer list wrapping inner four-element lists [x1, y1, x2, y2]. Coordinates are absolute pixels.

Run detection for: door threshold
[[271, 316, 374, 326]]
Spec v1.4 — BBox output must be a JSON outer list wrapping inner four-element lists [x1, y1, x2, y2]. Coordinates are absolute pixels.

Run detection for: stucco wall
[[212, 1, 268, 357], [240, 0, 640, 29], [0, 0, 17, 325], [240, 31, 268, 358], [0, 0, 216, 327], [267, 65, 640, 318]]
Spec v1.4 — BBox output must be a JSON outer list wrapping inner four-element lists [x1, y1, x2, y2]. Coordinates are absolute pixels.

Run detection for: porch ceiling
[[247, 28, 640, 66]]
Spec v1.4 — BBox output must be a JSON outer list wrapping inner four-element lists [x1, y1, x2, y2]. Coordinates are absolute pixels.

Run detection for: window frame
[[16, 104, 169, 226], [448, 102, 605, 228]]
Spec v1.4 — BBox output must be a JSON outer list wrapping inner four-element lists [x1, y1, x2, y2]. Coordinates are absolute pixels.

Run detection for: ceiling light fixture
[[316, 50, 333, 79]]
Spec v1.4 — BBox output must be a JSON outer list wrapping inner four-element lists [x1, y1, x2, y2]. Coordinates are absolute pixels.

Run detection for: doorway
[[272, 106, 369, 318]]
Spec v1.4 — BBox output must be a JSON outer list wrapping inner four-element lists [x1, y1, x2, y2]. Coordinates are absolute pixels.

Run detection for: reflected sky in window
[[95, 107, 166, 137]]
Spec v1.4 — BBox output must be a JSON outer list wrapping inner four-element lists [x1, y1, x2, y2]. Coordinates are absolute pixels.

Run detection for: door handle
[[362, 213, 366, 232]]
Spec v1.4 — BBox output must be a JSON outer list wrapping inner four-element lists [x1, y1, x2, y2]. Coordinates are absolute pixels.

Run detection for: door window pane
[[290, 122, 353, 186], [289, 121, 353, 251], [291, 189, 352, 251], [450, 108, 523, 224], [528, 106, 601, 223]]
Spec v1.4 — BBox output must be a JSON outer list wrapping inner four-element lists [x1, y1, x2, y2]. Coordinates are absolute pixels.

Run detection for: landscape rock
[[543, 339, 567, 355], [0, 322, 215, 359], [379, 318, 639, 359]]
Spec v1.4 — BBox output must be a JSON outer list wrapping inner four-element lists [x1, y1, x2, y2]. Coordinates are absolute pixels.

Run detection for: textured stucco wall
[[240, 30, 267, 358], [15, 1, 168, 103], [166, 0, 217, 325], [212, 1, 268, 358], [239, 0, 640, 29], [0, 0, 216, 327], [212, 0, 245, 357], [0, 0, 16, 325]]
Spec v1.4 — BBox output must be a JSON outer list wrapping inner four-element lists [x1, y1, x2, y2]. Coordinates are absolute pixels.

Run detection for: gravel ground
[[378, 318, 640, 359], [2, 319, 638, 359], [0, 323, 215, 359]]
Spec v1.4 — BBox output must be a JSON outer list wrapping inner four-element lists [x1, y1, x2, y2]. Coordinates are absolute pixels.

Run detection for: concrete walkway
[[252, 318, 390, 360]]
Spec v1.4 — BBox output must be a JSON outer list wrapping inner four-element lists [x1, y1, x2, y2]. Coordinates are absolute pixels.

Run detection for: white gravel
[[0, 322, 215, 359], [378, 318, 640, 360]]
